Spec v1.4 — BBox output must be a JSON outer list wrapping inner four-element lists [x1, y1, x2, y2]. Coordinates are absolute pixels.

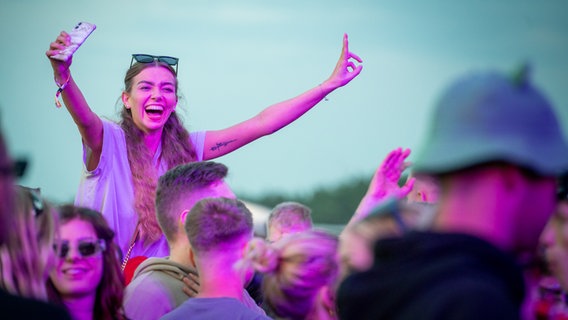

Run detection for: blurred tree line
[[241, 175, 371, 225]]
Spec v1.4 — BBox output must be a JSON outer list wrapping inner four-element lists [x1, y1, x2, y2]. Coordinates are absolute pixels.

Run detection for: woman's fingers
[[349, 51, 363, 63], [47, 32, 71, 58]]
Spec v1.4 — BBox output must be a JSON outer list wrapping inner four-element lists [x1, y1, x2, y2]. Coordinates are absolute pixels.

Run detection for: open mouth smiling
[[62, 266, 89, 276], [144, 105, 164, 120], [145, 105, 164, 116]]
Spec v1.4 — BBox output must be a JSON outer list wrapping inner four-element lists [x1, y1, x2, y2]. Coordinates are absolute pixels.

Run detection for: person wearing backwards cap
[[337, 65, 568, 320]]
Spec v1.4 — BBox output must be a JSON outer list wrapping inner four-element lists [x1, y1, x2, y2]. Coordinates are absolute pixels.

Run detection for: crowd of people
[[0, 24, 567, 320]]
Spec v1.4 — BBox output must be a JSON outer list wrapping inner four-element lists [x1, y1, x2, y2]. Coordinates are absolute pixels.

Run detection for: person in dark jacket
[[338, 65, 568, 320]]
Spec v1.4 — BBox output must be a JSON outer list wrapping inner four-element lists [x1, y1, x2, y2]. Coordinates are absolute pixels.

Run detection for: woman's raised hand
[[46, 31, 73, 80], [323, 33, 363, 89]]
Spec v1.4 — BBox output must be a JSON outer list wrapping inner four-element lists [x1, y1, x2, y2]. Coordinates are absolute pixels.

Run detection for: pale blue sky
[[1, 0, 567, 203]]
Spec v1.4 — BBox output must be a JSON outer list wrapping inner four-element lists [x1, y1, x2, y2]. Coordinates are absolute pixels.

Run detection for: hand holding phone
[[50, 22, 96, 61]]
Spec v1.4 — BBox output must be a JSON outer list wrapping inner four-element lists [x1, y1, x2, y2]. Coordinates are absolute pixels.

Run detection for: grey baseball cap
[[413, 65, 568, 176]]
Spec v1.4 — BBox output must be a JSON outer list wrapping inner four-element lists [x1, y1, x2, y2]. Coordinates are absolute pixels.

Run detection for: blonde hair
[[0, 186, 57, 300], [121, 62, 197, 244], [239, 230, 339, 320]]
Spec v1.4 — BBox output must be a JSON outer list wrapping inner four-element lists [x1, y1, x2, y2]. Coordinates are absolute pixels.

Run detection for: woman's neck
[[143, 130, 163, 156], [63, 295, 95, 320]]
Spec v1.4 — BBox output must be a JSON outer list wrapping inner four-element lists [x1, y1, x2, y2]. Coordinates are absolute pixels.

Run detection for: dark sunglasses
[[54, 239, 106, 259], [0, 159, 28, 178], [130, 54, 179, 74]]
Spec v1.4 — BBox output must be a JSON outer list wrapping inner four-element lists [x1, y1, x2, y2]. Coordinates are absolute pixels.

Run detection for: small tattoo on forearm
[[210, 139, 237, 152]]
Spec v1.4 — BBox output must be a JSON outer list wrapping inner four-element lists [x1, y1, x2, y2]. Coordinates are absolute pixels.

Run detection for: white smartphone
[[50, 22, 96, 61]]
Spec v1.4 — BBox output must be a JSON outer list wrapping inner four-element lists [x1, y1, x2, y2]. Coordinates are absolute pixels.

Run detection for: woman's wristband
[[54, 73, 71, 108]]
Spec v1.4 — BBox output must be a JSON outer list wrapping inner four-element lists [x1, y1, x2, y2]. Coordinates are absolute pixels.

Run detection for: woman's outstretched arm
[[46, 31, 103, 170], [202, 33, 363, 160]]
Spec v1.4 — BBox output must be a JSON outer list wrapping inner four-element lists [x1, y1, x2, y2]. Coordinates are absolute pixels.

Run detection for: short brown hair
[[156, 162, 228, 241], [185, 197, 252, 253]]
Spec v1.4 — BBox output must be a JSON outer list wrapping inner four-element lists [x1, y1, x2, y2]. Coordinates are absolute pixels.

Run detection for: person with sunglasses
[[47, 205, 126, 320], [45, 31, 363, 262]]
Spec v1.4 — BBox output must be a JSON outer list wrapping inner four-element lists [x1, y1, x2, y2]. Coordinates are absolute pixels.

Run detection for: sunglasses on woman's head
[[54, 239, 106, 259], [130, 54, 179, 74]]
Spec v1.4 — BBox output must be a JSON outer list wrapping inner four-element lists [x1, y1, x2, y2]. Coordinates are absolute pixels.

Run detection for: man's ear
[[179, 209, 190, 226], [188, 245, 197, 268]]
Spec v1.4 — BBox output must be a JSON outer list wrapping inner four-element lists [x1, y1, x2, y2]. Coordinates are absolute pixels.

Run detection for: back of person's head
[[156, 161, 230, 242], [185, 197, 253, 257], [47, 205, 124, 320], [267, 202, 313, 242], [241, 230, 339, 320], [413, 65, 568, 177], [0, 186, 57, 300]]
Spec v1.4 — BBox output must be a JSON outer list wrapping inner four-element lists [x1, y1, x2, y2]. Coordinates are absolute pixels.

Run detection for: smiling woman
[[46, 28, 362, 264], [47, 205, 125, 320]]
